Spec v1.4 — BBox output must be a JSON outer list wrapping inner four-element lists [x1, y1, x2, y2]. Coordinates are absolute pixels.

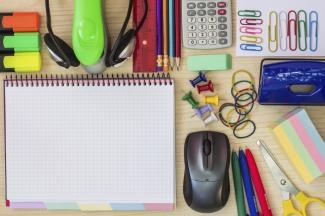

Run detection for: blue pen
[[239, 149, 259, 216], [168, 0, 175, 70]]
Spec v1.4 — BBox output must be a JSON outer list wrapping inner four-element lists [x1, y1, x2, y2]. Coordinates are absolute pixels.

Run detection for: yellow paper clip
[[240, 35, 263, 44], [268, 11, 279, 52]]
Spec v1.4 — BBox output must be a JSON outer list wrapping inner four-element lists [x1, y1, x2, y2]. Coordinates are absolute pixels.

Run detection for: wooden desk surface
[[0, 1, 324, 215]]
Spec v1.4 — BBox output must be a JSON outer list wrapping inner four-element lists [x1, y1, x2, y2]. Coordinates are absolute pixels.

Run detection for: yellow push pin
[[203, 95, 219, 106]]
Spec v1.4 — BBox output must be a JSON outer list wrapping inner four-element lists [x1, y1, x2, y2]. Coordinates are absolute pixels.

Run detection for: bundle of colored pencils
[[156, 0, 181, 72]]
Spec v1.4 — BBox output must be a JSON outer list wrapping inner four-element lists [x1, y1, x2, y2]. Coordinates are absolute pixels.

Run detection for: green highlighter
[[0, 32, 41, 54]]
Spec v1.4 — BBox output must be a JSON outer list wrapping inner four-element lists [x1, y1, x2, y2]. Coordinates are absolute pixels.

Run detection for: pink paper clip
[[240, 26, 263, 35], [288, 10, 297, 51], [240, 18, 263, 25]]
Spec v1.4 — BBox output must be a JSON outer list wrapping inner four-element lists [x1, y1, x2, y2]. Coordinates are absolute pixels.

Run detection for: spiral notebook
[[4, 74, 175, 211]]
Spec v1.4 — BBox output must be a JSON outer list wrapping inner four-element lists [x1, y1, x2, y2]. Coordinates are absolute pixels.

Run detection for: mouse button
[[203, 139, 212, 156], [210, 134, 229, 180]]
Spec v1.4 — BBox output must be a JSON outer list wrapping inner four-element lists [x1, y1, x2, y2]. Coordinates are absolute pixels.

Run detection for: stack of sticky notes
[[271, 108, 325, 183], [0, 12, 41, 72]]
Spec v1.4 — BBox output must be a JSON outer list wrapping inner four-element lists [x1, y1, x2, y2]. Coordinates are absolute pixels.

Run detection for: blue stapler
[[258, 59, 325, 105]]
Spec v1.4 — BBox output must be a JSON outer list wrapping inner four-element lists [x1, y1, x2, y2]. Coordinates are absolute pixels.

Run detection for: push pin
[[190, 71, 207, 87], [182, 91, 199, 109], [203, 95, 219, 106], [194, 104, 213, 118], [197, 80, 214, 94], [203, 112, 219, 125]]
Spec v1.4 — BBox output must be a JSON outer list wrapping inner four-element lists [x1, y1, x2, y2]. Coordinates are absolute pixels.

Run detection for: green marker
[[72, 0, 105, 66], [0, 32, 41, 54], [232, 150, 247, 216]]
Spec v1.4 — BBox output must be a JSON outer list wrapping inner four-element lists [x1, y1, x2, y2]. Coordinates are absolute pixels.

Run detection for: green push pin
[[182, 91, 199, 109]]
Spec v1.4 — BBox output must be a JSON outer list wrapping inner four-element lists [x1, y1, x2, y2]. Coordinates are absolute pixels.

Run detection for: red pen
[[246, 148, 273, 216]]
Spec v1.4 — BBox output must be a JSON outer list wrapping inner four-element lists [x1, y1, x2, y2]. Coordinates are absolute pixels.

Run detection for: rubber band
[[232, 70, 255, 94], [231, 80, 257, 101], [233, 120, 256, 139], [219, 103, 247, 128], [226, 108, 250, 131]]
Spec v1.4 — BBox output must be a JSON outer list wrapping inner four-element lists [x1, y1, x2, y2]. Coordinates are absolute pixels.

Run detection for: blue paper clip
[[309, 11, 318, 52], [240, 43, 263, 51]]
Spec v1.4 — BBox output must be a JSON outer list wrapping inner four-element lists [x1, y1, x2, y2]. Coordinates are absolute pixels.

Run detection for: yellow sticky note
[[4, 52, 41, 72], [78, 203, 112, 211]]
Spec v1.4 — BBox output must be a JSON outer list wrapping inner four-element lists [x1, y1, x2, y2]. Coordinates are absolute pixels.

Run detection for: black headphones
[[44, 0, 148, 71]]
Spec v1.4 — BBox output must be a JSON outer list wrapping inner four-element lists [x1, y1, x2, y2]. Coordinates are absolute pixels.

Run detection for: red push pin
[[197, 81, 214, 94]]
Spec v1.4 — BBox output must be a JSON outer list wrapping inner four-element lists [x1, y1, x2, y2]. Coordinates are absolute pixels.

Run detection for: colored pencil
[[175, 0, 181, 71], [162, 0, 169, 72], [156, 0, 163, 72], [168, 0, 175, 70]]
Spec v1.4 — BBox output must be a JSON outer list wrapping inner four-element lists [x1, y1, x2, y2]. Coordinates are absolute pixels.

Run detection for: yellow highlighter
[[1, 52, 41, 72]]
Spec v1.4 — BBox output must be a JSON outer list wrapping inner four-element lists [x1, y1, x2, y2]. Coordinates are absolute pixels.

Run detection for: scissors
[[257, 140, 325, 216]]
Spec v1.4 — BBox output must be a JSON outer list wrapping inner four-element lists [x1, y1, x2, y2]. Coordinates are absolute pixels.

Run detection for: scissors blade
[[257, 140, 299, 196]]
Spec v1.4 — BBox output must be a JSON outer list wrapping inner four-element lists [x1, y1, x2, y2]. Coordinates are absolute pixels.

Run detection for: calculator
[[182, 0, 232, 49]]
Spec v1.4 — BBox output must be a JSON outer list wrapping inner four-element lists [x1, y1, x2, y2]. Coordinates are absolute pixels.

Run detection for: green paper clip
[[238, 10, 262, 17], [298, 10, 307, 51]]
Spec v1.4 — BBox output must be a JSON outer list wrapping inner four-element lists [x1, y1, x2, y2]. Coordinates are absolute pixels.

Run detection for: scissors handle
[[283, 199, 303, 216], [295, 191, 325, 216]]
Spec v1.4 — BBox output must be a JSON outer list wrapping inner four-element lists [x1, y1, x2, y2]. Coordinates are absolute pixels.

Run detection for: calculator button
[[188, 25, 196, 31], [198, 32, 207, 38], [197, 2, 206, 9], [198, 24, 207, 31], [199, 39, 207, 45], [188, 32, 197, 38], [187, 10, 196, 16], [187, 3, 196, 9], [207, 2, 217, 8], [208, 25, 218, 30], [218, 9, 227, 15], [208, 9, 217, 16], [219, 38, 228, 45], [209, 39, 217, 45], [217, 2, 227, 8], [208, 31, 218, 37], [189, 39, 197, 46], [187, 17, 196, 23], [208, 17, 217, 23], [218, 24, 227, 30], [219, 31, 227, 37], [218, 16, 227, 23], [198, 10, 207, 16], [198, 17, 207, 23]]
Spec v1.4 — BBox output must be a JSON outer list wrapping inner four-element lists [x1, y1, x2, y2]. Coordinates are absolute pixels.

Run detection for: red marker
[[246, 148, 273, 216]]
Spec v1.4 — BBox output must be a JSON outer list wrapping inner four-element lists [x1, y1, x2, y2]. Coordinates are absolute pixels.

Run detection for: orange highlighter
[[0, 12, 40, 33], [246, 148, 273, 216]]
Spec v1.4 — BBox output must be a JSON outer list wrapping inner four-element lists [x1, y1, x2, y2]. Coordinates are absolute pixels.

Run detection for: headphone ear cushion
[[113, 29, 136, 60], [44, 33, 80, 67]]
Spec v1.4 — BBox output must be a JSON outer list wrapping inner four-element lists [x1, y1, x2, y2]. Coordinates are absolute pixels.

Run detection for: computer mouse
[[183, 131, 231, 213]]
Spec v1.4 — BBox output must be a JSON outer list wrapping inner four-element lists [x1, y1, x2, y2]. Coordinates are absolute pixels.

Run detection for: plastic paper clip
[[279, 11, 288, 51], [240, 35, 263, 44], [203, 95, 219, 106], [240, 43, 263, 51], [309, 11, 318, 52], [203, 112, 219, 125], [182, 91, 199, 109], [197, 81, 214, 94], [298, 10, 308, 51], [240, 26, 263, 35], [238, 10, 262, 17], [240, 18, 263, 25], [268, 11, 278, 52], [288, 10, 298, 51], [190, 71, 207, 87], [194, 104, 213, 119]]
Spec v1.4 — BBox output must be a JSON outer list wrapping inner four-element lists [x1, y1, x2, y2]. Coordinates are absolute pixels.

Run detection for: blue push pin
[[190, 71, 207, 87], [194, 104, 213, 118]]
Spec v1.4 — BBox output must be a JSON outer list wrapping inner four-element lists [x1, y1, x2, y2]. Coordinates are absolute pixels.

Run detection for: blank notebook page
[[4, 77, 175, 210]]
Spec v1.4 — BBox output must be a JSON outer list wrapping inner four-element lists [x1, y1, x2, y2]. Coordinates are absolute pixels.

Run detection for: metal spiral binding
[[4, 73, 173, 87]]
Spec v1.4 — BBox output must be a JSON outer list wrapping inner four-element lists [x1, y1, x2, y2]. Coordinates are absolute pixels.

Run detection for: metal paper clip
[[298, 10, 307, 51], [288, 10, 297, 51], [240, 26, 263, 35], [240, 18, 263, 25], [238, 10, 262, 17], [240, 43, 263, 51], [268, 11, 278, 52], [309, 11, 318, 52], [240, 35, 263, 44], [279, 11, 288, 51]]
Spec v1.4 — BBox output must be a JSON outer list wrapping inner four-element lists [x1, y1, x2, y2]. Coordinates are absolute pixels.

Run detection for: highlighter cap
[[1, 32, 41, 54], [0, 12, 40, 33], [1, 52, 41, 72]]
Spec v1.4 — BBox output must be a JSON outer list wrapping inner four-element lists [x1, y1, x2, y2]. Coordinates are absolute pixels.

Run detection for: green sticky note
[[187, 54, 232, 71], [3, 32, 41, 52]]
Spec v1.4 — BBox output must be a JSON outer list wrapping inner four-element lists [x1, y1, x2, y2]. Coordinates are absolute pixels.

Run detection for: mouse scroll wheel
[[203, 139, 212, 156]]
